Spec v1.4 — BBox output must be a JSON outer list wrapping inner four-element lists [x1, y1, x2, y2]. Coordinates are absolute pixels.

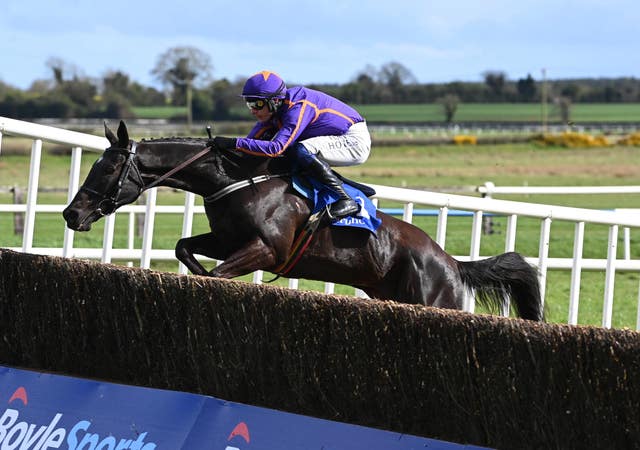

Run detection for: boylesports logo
[[0, 386, 157, 449], [225, 421, 250, 450]]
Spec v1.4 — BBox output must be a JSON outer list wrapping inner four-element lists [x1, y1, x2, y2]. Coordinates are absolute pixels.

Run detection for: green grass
[[354, 103, 640, 123], [1, 140, 639, 328], [131, 106, 188, 119]]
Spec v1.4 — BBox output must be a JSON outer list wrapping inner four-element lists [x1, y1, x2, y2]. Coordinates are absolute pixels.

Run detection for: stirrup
[[327, 199, 359, 221]]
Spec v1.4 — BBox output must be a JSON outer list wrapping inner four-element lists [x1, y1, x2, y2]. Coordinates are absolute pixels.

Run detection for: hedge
[[0, 249, 639, 449]]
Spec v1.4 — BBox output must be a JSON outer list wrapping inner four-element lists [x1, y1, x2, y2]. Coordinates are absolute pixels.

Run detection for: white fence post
[[179, 192, 196, 275], [464, 211, 484, 313], [62, 146, 83, 258], [568, 222, 585, 325], [538, 217, 552, 306], [126, 211, 136, 267], [504, 215, 517, 252], [140, 188, 158, 269], [624, 227, 631, 260], [403, 202, 414, 224], [436, 206, 448, 249], [22, 139, 42, 253], [101, 214, 116, 263], [602, 225, 619, 328], [501, 215, 519, 316]]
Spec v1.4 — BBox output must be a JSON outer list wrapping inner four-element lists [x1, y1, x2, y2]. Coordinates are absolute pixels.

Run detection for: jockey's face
[[251, 103, 273, 122], [247, 98, 280, 123]]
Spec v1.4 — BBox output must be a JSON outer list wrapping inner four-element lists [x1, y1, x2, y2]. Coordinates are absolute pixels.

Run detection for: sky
[[1, 0, 639, 90]]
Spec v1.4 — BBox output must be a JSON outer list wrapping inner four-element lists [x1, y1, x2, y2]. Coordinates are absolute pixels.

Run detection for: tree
[[437, 94, 460, 123], [516, 74, 537, 102], [340, 72, 379, 104], [103, 94, 134, 119], [560, 83, 580, 101], [46, 57, 82, 87], [103, 71, 131, 97], [151, 46, 213, 127], [42, 57, 100, 117], [378, 62, 416, 102], [482, 70, 507, 101]]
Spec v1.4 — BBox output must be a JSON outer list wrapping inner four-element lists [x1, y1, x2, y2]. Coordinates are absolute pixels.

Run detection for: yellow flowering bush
[[617, 132, 640, 146], [536, 132, 610, 148], [452, 135, 478, 145]]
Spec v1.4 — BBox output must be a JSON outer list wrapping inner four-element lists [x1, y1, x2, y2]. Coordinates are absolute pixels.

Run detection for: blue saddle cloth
[[292, 174, 382, 234]]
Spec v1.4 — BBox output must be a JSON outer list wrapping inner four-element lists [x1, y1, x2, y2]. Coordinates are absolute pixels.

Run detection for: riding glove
[[208, 136, 237, 151]]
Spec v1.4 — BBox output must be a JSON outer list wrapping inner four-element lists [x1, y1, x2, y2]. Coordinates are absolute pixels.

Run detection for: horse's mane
[[141, 137, 206, 145], [140, 135, 291, 174]]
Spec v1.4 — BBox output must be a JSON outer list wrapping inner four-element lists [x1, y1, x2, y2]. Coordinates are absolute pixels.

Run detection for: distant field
[[355, 103, 640, 123], [133, 103, 640, 123], [131, 106, 188, 118]]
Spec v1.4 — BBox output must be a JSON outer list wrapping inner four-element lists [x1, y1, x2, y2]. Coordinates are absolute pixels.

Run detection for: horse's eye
[[103, 164, 116, 175]]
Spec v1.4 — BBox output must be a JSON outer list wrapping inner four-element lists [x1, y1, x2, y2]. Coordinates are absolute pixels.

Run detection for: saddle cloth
[[291, 174, 382, 234]]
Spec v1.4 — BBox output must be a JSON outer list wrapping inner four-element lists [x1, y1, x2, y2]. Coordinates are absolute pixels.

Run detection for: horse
[[63, 121, 543, 321]]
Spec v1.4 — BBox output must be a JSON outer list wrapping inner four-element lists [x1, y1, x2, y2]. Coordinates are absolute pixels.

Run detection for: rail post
[[11, 186, 24, 235]]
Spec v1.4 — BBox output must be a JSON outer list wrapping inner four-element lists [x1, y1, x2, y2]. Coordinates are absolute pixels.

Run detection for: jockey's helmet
[[242, 71, 287, 100]]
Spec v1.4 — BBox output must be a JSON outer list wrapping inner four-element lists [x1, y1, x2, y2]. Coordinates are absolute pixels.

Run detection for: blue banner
[[0, 365, 487, 449]]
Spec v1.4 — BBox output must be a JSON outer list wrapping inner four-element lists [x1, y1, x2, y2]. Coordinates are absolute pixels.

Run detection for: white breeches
[[298, 121, 371, 167]]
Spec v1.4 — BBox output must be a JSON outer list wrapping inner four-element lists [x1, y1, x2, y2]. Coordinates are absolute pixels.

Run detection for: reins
[[145, 145, 213, 190]]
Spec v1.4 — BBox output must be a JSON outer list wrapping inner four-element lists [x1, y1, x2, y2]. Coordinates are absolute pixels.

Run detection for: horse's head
[[63, 121, 144, 231]]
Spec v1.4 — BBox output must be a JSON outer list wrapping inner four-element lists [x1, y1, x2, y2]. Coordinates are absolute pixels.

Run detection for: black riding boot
[[305, 156, 359, 220]]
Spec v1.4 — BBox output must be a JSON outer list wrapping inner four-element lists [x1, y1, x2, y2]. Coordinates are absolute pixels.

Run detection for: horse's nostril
[[63, 208, 78, 224]]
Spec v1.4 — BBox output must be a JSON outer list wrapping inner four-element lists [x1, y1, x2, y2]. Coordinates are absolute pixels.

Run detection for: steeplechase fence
[[2, 116, 640, 329], [1, 248, 640, 449]]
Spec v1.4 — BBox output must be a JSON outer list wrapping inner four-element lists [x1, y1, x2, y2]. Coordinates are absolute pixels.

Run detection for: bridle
[[80, 140, 214, 217], [79, 142, 145, 216], [79, 139, 288, 217]]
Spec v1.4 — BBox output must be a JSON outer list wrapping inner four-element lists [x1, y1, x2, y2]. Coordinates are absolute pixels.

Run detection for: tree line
[[1, 46, 639, 122]]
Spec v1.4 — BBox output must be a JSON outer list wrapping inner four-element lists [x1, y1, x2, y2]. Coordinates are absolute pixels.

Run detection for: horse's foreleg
[[209, 236, 277, 279], [175, 233, 220, 276]]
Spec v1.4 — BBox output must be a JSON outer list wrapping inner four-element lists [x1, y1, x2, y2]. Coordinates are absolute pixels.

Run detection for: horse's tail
[[458, 252, 544, 321]]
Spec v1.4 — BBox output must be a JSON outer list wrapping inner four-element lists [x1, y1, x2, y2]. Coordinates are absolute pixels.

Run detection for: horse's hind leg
[[390, 253, 463, 309]]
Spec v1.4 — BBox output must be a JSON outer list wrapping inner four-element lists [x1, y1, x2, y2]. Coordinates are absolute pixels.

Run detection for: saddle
[[291, 170, 381, 234]]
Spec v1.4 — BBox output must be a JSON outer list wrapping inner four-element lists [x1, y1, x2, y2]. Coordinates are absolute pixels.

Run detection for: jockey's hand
[[207, 136, 237, 151]]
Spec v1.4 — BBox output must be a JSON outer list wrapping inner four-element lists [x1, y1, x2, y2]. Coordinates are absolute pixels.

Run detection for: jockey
[[209, 70, 371, 220]]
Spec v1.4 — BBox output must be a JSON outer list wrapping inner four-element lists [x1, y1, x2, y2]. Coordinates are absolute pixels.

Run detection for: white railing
[[477, 181, 640, 197], [2, 117, 640, 329], [477, 181, 639, 260]]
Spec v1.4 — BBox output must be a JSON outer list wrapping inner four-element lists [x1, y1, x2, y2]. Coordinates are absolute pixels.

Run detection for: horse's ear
[[104, 122, 118, 146], [116, 120, 129, 147]]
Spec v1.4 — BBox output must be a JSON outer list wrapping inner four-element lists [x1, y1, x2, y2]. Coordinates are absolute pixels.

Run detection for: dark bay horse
[[63, 121, 543, 321]]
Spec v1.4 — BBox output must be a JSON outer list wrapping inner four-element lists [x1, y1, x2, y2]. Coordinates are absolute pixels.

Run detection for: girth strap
[[266, 208, 328, 281]]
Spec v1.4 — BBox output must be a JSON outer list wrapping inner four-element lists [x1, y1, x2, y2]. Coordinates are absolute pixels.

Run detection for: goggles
[[245, 98, 268, 110]]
